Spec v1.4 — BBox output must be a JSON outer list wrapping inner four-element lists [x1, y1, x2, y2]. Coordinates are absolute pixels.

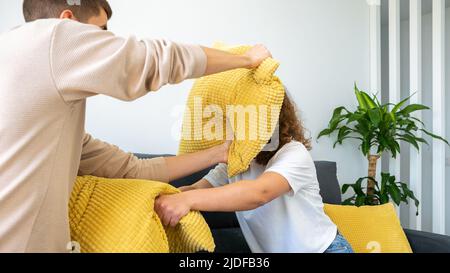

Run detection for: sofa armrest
[[404, 229, 450, 253]]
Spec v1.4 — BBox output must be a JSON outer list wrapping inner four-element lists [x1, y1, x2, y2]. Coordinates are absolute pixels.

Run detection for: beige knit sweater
[[0, 19, 207, 253]]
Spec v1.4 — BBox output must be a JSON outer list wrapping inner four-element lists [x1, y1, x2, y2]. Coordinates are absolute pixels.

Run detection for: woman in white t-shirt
[[155, 95, 354, 253]]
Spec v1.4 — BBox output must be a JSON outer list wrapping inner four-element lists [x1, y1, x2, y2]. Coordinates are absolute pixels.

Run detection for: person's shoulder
[[268, 141, 311, 165], [3, 19, 62, 37], [278, 141, 308, 154]]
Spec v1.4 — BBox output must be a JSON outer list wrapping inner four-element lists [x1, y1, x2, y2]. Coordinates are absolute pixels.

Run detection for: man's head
[[23, 0, 112, 30]]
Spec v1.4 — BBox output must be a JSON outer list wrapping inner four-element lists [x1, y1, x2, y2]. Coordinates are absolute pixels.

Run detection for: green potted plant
[[318, 84, 449, 214]]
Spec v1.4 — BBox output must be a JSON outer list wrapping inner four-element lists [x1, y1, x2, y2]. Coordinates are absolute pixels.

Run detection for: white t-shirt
[[204, 141, 337, 253]]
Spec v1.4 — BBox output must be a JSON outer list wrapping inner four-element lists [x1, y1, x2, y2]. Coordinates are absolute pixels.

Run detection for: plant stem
[[367, 154, 380, 197]]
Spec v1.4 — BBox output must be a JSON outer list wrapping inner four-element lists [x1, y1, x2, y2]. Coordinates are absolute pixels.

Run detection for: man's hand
[[154, 193, 192, 227], [202, 45, 273, 76], [244, 44, 273, 69], [218, 140, 231, 164]]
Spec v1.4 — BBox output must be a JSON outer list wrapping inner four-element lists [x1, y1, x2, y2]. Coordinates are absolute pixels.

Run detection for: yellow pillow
[[178, 43, 285, 177], [324, 203, 412, 253], [69, 176, 215, 253]]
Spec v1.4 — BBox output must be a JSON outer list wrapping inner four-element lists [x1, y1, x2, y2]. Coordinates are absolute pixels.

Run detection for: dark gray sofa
[[136, 154, 450, 253]]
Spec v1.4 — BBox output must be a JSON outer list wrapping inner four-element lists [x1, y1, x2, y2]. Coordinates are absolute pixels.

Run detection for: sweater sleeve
[[50, 20, 206, 102], [78, 133, 170, 183]]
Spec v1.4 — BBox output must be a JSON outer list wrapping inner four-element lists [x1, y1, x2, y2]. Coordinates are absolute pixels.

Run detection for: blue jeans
[[324, 232, 354, 253]]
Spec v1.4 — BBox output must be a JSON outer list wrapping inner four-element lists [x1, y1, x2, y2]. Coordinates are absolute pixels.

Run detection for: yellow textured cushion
[[324, 203, 412, 253], [69, 176, 215, 253], [178, 43, 285, 177]]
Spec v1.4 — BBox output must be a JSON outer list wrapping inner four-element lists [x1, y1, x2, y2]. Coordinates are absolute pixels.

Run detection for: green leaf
[[361, 140, 371, 156], [392, 94, 414, 114], [386, 138, 399, 158], [380, 172, 390, 195], [397, 135, 419, 151], [328, 108, 348, 132], [414, 137, 428, 144], [368, 108, 381, 127], [421, 129, 450, 146], [330, 107, 347, 122], [353, 177, 366, 196], [342, 177, 369, 197], [399, 183, 420, 216], [318, 128, 333, 139], [354, 84, 368, 110], [355, 195, 366, 207], [318, 107, 349, 140], [410, 116, 425, 126], [387, 183, 402, 205], [346, 112, 364, 124], [361, 92, 377, 109], [373, 94, 382, 108], [333, 126, 353, 147], [389, 95, 415, 124], [342, 184, 352, 194], [379, 194, 389, 204], [399, 104, 430, 116], [342, 197, 356, 206]]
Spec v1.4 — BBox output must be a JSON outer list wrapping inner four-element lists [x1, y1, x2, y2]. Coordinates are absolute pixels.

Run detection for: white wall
[[0, 1, 23, 32], [0, 0, 370, 188]]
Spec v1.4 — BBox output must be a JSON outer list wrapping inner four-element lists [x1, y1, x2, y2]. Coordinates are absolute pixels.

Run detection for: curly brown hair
[[255, 94, 311, 165]]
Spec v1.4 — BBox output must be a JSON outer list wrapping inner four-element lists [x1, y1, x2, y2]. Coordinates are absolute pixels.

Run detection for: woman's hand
[[154, 193, 192, 227]]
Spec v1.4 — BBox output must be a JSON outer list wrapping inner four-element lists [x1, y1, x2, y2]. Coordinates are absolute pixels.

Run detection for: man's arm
[[50, 20, 271, 103], [202, 45, 272, 76], [164, 142, 230, 182], [178, 179, 214, 192], [78, 133, 170, 182], [79, 134, 229, 182]]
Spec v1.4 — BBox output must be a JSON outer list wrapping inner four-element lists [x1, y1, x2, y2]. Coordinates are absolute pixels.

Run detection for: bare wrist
[[241, 55, 252, 69], [211, 145, 224, 165], [179, 185, 195, 192], [182, 191, 197, 210]]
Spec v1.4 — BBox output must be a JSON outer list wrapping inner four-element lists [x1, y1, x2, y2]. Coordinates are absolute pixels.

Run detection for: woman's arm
[[155, 172, 291, 227], [165, 142, 230, 182]]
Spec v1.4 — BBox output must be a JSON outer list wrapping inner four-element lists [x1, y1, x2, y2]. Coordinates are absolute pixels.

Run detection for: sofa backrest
[[314, 161, 342, 205]]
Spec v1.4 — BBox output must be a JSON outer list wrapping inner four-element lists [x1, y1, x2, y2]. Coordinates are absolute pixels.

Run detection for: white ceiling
[[380, 0, 450, 25]]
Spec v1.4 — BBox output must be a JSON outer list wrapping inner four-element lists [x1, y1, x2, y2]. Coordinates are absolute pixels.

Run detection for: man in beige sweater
[[0, 0, 272, 253]]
